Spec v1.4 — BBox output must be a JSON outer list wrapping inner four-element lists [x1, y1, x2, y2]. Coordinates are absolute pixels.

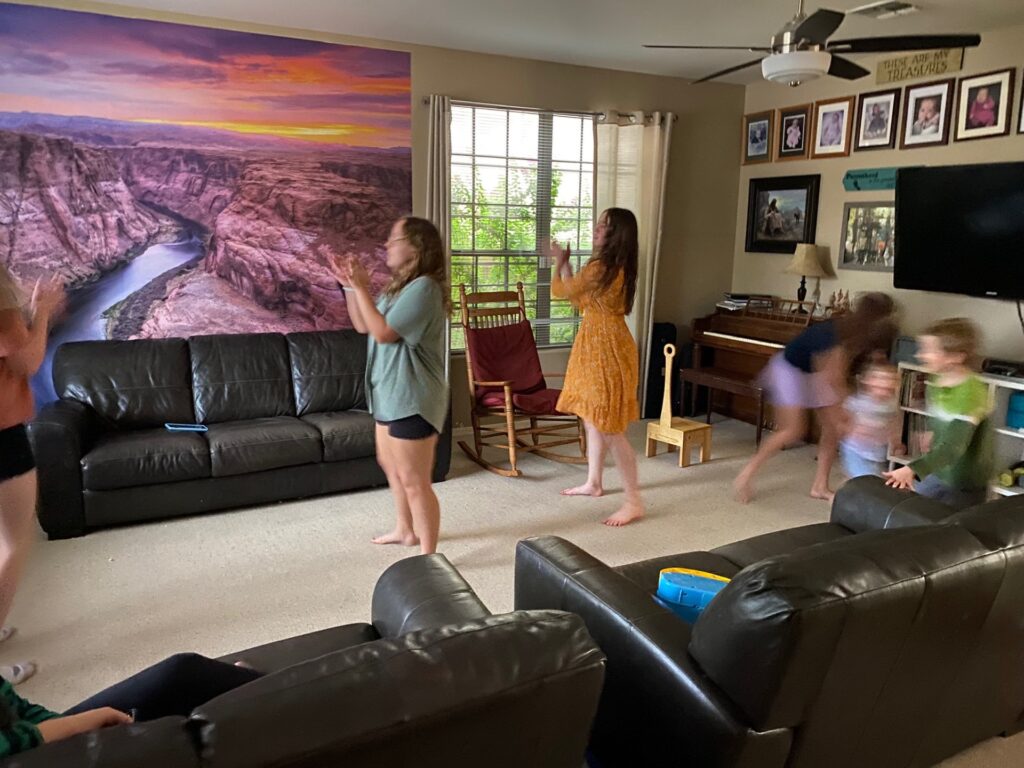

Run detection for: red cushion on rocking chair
[[480, 387, 564, 415], [466, 320, 546, 398]]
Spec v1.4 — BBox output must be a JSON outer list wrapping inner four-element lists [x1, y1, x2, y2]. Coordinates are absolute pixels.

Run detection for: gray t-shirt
[[365, 276, 448, 432]]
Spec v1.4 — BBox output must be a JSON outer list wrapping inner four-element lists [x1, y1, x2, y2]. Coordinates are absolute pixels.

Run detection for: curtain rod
[[421, 98, 676, 123]]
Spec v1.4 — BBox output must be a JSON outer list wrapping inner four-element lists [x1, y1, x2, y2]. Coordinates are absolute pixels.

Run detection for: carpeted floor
[[6, 418, 1020, 765]]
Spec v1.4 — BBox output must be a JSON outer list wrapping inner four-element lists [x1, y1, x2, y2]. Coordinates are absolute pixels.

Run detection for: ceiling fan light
[[761, 50, 832, 86]]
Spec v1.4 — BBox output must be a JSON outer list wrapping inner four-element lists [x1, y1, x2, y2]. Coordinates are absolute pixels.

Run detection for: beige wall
[[20, 0, 745, 427], [733, 23, 1024, 360]]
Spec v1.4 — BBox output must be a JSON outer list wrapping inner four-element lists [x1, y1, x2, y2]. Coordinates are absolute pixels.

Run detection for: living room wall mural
[[0, 3, 411, 401]]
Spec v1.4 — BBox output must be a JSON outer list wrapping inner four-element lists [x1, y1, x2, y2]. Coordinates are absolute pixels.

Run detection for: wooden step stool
[[645, 344, 712, 467]]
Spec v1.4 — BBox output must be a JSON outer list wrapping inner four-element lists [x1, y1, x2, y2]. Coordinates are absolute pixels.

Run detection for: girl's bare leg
[[390, 434, 441, 555], [811, 405, 842, 501], [603, 433, 644, 527], [372, 425, 418, 546], [734, 406, 807, 503], [562, 420, 606, 497]]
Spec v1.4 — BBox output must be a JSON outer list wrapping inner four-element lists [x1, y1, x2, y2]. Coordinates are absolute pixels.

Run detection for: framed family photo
[[776, 103, 811, 161], [854, 89, 900, 151], [840, 202, 895, 272], [744, 174, 820, 254], [742, 111, 774, 164], [955, 68, 1015, 142], [901, 78, 954, 148], [811, 96, 854, 158]]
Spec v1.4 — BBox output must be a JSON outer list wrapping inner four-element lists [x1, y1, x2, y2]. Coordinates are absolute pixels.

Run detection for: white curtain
[[595, 110, 674, 415], [425, 94, 452, 377]]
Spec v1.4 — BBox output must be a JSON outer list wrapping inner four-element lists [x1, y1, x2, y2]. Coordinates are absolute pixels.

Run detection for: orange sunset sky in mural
[[0, 3, 411, 149]]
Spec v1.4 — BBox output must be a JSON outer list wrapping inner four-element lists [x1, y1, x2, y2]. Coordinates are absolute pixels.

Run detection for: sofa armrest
[[831, 475, 954, 533], [515, 536, 792, 768], [218, 623, 379, 674], [27, 400, 98, 539], [371, 553, 490, 639]]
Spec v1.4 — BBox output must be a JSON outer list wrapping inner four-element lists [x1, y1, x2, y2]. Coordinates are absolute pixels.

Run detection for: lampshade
[[784, 244, 835, 278]]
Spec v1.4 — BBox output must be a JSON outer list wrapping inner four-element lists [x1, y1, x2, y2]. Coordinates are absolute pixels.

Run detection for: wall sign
[[876, 49, 964, 85], [843, 168, 902, 191]]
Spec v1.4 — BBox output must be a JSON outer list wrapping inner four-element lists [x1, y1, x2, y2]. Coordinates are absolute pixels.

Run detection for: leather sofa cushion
[[689, 525, 996, 732], [710, 522, 851, 569], [191, 611, 603, 768], [218, 623, 379, 675], [206, 417, 321, 477], [615, 552, 743, 591], [831, 475, 954, 532], [948, 494, 1024, 550], [82, 430, 211, 491], [190, 334, 294, 423], [301, 411, 375, 462], [287, 331, 367, 416], [54, 338, 195, 428]]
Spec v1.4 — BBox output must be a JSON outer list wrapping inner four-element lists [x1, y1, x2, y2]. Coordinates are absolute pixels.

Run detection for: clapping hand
[[546, 239, 570, 267], [329, 254, 370, 292], [30, 275, 65, 320]]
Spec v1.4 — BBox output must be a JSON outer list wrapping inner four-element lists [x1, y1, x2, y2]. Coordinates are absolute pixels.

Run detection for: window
[[450, 104, 595, 350]]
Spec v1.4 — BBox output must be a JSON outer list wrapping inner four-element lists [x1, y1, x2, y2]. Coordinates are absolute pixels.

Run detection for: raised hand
[[329, 253, 354, 288], [546, 239, 569, 266], [30, 275, 65, 319], [347, 257, 371, 291]]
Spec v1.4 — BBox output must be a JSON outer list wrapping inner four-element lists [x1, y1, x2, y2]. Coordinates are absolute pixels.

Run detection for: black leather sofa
[[28, 331, 452, 538], [10, 554, 605, 768], [515, 476, 1024, 768]]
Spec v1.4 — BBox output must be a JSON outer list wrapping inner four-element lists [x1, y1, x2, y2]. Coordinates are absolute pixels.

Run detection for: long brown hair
[[385, 216, 452, 314], [836, 292, 898, 375], [592, 208, 639, 314]]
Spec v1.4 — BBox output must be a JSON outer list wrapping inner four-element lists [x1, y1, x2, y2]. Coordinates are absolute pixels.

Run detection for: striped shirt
[[0, 677, 59, 757]]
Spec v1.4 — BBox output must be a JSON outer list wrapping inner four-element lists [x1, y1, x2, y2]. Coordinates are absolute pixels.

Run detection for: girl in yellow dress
[[550, 208, 643, 526]]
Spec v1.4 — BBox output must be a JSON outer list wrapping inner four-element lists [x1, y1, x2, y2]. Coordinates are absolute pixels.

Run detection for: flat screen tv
[[895, 162, 1024, 299]]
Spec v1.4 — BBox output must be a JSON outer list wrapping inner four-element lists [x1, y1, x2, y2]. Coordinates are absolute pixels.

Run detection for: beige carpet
[[6, 419, 1020, 766]]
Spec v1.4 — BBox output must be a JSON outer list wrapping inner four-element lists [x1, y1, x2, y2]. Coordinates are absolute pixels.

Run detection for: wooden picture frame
[[744, 174, 820, 254], [742, 110, 774, 164], [811, 96, 854, 158], [839, 202, 896, 272], [955, 68, 1015, 142], [900, 78, 954, 149], [775, 103, 811, 161], [854, 88, 901, 152]]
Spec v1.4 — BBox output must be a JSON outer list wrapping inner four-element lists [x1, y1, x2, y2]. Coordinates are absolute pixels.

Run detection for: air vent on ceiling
[[849, 1, 919, 20]]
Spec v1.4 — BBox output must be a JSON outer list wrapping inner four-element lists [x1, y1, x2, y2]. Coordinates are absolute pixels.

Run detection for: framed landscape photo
[[955, 68, 1015, 142], [854, 89, 900, 151], [840, 202, 895, 272], [776, 103, 811, 161], [901, 78, 954, 148], [742, 111, 773, 164], [811, 96, 854, 158], [745, 174, 820, 254]]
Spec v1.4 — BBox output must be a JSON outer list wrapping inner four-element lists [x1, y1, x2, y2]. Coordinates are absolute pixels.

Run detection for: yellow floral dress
[[552, 261, 639, 434]]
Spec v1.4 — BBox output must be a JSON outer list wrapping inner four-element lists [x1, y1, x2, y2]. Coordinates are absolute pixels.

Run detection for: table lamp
[[784, 243, 835, 310]]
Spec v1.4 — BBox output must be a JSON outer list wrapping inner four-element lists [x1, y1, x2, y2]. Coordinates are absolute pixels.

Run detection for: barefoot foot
[[733, 475, 754, 504], [561, 483, 603, 497], [809, 488, 835, 502], [372, 530, 420, 546], [603, 504, 644, 527]]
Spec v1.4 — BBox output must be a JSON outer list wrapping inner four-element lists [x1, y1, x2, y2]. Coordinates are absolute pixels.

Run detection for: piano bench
[[679, 366, 766, 446]]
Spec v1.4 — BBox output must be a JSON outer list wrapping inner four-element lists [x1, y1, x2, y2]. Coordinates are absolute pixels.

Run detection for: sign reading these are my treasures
[[875, 49, 964, 84]]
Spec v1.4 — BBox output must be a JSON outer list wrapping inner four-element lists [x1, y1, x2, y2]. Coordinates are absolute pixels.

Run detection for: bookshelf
[[892, 362, 1024, 499]]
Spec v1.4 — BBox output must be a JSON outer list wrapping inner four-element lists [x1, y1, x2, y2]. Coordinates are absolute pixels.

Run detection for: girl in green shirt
[[332, 217, 450, 555]]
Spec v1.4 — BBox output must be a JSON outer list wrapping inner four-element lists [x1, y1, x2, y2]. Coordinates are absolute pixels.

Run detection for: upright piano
[[689, 298, 820, 428]]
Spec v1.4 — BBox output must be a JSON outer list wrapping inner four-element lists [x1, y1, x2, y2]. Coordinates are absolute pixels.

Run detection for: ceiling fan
[[645, 0, 981, 86]]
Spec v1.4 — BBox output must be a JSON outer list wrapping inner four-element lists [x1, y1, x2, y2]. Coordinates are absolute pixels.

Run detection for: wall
[[733, 22, 1024, 361], [15, 0, 745, 427]]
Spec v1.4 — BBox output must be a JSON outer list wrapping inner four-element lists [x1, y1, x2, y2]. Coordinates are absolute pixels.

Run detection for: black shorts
[[0, 424, 35, 482], [376, 415, 437, 441]]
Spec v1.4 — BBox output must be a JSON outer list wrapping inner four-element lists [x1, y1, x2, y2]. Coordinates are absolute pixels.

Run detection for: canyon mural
[[0, 3, 411, 401]]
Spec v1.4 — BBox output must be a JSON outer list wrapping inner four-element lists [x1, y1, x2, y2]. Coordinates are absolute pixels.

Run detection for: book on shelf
[[899, 369, 928, 411], [901, 412, 930, 460]]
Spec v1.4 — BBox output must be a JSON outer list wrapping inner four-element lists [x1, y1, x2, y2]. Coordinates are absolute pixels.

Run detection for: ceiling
[[103, 0, 1024, 83]]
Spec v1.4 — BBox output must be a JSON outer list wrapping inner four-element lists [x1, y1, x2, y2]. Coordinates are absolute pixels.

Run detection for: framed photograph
[[1020, 82, 1024, 134], [811, 96, 854, 158], [745, 175, 820, 254], [775, 103, 811, 161], [955, 68, 1015, 142], [840, 202, 895, 272], [742, 111, 773, 164], [900, 78, 954, 148], [854, 89, 901, 151]]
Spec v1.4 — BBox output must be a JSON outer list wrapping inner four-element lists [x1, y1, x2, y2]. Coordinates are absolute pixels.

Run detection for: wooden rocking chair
[[458, 282, 587, 477]]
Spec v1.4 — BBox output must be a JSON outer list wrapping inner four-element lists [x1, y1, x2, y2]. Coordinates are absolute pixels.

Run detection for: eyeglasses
[[386, 236, 409, 246]]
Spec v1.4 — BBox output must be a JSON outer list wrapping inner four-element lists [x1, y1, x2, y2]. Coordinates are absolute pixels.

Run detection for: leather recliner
[[514, 476, 1024, 768], [9, 554, 606, 768], [28, 331, 453, 538]]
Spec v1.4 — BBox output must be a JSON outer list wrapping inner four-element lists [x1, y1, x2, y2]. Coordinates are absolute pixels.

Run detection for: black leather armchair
[[10, 554, 605, 768], [515, 477, 1024, 768]]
